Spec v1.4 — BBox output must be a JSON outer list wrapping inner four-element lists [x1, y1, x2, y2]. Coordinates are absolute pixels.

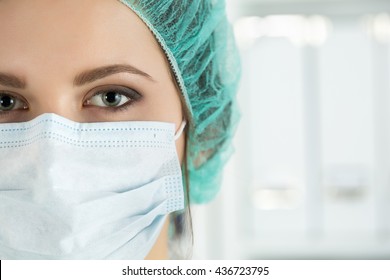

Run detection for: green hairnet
[[119, 0, 241, 203]]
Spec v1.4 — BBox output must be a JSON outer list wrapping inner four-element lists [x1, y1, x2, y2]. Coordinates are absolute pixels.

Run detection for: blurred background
[[192, 0, 390, 259]]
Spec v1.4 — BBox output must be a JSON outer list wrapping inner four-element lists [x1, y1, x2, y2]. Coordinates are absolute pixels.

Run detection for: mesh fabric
[[118, 0, 241, 203]]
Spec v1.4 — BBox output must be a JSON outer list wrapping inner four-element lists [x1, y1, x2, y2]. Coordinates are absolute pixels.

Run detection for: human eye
[[83, 85, 142, 111], [0, 92, 28, 114]]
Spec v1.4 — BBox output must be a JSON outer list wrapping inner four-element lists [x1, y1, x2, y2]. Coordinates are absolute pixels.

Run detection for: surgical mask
[[0, 113, 186, 259]]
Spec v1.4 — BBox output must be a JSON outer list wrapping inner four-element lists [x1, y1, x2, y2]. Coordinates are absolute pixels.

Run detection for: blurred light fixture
[[323, 165, 368, 201], [363, 13, 390, 44], [234, 15, 332, 49], [253, 187, 302, 210]]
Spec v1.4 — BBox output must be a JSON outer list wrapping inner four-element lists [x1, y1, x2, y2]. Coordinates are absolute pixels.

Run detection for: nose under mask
[[0, 113, 185, 259]]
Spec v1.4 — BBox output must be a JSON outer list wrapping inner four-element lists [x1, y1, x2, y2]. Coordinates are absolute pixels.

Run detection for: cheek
[[145, 91, 183, 122]]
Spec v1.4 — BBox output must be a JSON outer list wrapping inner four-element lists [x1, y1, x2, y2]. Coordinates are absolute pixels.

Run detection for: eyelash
[[0, 86, 142, 115], [83, 85, 143, 112], [0, 92, 28, 117]]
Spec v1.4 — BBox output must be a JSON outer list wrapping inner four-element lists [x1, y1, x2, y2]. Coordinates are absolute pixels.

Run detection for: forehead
[[0, 0, 165, 79]]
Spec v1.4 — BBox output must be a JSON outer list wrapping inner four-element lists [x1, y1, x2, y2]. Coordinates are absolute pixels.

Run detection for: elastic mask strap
[[174, 120, 187, 141]]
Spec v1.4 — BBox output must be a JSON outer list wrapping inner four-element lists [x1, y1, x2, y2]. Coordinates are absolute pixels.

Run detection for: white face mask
[[0, 113, 186, 259]]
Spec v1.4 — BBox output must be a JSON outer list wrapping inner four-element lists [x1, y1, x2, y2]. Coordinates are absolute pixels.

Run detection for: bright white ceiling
[[226, 0, 390, 18], [228, 0, 384, 3]]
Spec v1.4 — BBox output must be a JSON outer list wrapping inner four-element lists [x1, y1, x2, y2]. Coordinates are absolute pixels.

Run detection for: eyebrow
[[0, 64, 153, 89], [73, 64, 154, 86], [0, 73, 26, 89]]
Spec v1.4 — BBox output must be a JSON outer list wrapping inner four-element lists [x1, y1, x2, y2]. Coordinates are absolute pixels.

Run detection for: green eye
[[85, 86, 142, 109], [0, 94, 27, 112], [102, 91, 123, 107], [0, 95, 15, 111]]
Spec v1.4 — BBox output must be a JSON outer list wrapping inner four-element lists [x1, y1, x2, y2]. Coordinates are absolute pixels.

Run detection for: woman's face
[[0, 0, 185, 259]]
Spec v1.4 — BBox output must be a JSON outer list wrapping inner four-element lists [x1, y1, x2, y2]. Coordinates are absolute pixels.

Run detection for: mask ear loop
[[174, 120, 187, 141]]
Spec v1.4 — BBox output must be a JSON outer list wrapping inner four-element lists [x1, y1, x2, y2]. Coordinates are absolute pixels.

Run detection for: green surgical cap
[[119, 0, 241, 203]]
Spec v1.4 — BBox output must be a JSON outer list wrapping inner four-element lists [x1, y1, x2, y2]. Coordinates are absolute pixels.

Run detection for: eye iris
[[0, 95, 15, 110], [102, 91, 121, 107]]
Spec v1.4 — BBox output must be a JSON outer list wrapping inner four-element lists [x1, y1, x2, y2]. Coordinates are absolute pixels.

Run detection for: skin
[[0, 0, 185, 259]]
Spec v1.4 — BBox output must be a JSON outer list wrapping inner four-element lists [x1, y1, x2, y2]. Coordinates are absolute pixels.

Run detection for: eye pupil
[[103, 91, 121, 107], [0, 95, 15, 110]]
